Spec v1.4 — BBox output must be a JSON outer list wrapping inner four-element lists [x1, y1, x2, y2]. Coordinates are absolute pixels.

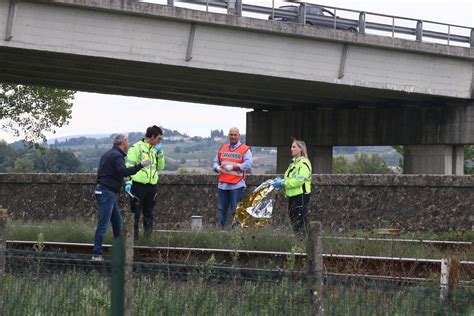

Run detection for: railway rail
[[7, 240, 473, 281], [155, 230, 473, 250]]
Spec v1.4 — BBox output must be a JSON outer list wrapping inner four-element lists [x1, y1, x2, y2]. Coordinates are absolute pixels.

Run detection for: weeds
[[5, 269, 472, 315], [7, 220, 473, 260], [33, 232, 45, 252]]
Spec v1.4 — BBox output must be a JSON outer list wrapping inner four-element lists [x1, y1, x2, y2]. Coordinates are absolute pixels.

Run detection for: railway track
[[155, 230, 473, 250], [7, 240, 473, 281]]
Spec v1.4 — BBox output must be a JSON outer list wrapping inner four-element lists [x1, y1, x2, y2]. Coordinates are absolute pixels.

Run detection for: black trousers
[[130, 182, 158, 240], [288, 193, 311, 237]]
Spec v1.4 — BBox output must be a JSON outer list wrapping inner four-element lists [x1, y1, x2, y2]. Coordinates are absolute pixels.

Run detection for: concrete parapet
[[0, 173, 472, 232]]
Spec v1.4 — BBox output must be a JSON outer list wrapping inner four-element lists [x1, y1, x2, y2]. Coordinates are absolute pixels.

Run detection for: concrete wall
[[0, 173, 472, 232]]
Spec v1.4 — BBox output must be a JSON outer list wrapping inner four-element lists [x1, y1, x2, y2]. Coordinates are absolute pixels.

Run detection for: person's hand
[[214, 166, 223, 173], [140, 159, 151, 167], [223, 164, 234, 172], [154, 143, 163, 155], [124, 183, 132, 193], [272, 177, 284, 189]]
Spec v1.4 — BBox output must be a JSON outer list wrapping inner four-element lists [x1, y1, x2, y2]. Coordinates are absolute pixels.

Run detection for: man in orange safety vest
[[212, 127, 253, 228]]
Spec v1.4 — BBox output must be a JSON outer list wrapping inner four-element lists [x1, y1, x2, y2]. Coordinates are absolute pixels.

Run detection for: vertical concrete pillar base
[[308, 146, 333, 174], [403, 145, 464, 175], [277, 146, 333, 174], [276, 145, 292, 174]]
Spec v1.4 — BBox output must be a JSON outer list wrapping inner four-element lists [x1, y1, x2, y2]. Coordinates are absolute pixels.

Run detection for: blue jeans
[[93, 186, 122, 256], [217, 188, 244, 228]]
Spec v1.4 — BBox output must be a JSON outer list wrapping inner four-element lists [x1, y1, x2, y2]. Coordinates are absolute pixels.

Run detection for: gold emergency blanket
[[233, 179, 275, 228]]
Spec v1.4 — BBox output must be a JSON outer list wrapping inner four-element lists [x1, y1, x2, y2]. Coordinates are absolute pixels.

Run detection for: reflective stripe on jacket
[[283, 156, 312, 197], [217, 143, 250, 184], [125, 139, 165, 185]]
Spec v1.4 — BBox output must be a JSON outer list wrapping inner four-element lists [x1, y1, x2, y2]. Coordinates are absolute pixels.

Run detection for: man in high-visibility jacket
[[125, 125, 165, 240], [212, 127, 253, 228]]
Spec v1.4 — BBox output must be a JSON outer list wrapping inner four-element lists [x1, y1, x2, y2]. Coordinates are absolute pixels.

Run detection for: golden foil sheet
[[233, 179, 275, 228]]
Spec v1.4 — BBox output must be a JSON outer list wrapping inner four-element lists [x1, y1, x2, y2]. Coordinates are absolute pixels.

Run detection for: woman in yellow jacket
[[273, 138, 312, 238]]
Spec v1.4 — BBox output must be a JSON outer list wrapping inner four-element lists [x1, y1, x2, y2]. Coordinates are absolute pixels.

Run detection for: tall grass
[[7, 220, 473, 260], [4, 269, 473, 315]]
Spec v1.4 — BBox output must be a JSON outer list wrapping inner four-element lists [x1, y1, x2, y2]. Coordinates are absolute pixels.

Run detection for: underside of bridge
[[0, 46, 461, 109], [0, 47, 472, 175]]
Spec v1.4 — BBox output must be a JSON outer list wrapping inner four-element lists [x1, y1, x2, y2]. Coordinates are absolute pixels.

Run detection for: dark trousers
[[130, 182, 157, 240], [217, 188, 244, 228], [93, 186, 122, 256], [288, 193, 310, 238]]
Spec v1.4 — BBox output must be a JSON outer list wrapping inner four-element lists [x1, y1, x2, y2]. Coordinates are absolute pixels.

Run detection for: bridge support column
[[403, 145, 464, 175], [276, 146, 292, 174], [277, 146, 332, 174], [309, 146, 333, 174]]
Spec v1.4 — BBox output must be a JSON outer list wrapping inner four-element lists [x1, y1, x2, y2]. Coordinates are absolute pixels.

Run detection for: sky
[[0, 0, 472, 142]]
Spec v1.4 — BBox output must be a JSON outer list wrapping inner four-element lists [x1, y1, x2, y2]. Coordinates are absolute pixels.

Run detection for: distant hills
[[3, 126, 405, 174]]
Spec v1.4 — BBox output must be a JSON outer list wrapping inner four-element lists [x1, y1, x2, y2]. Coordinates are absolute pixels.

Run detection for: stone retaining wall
[[0, 173, 472, 232]]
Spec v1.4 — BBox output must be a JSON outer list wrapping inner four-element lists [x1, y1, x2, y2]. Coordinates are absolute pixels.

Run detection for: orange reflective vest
[[217, 143, 250, 184]]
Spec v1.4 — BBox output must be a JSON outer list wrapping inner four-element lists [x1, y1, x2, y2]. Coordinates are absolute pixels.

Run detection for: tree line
[[0, 140, 82, 173]]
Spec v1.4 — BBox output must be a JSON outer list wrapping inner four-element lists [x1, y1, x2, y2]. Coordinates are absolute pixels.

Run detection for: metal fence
[[2, 247, 473, 315], [0, 208, 472, 315], [154, 0, 474, 47]]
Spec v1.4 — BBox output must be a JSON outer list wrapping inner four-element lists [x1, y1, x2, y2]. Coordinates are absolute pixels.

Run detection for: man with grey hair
[[92, 133, 150, 261], [213, 127, 252, 228]]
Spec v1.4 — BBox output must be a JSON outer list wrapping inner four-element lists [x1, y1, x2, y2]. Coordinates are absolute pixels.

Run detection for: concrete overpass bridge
[[1, 0, 473, 174]]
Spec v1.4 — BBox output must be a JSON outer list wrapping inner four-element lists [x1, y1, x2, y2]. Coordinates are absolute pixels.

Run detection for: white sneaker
[[91, 256, 104, 262]]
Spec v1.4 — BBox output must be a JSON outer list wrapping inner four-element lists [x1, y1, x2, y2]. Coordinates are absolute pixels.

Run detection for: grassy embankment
[[7, 220, 473, 260]]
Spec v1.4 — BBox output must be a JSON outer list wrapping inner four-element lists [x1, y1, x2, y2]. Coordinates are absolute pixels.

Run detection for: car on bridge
[[268, 5, 358, 32]]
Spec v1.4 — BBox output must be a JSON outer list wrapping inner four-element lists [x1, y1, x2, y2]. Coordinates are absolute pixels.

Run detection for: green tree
[[34, 148, 81, 172], [0, 140, 18, 171], [332, 156, 350, 174], [13, 157, 34, 172], [350, 153, 392, 174], [0, 84, 74, 142]]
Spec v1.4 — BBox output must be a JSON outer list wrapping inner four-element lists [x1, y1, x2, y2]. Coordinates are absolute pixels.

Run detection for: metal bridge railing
[[154, 0, 474, 48]]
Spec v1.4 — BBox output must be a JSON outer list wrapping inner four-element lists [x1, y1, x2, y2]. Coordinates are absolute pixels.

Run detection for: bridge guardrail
[[156, 0, 473, 47]]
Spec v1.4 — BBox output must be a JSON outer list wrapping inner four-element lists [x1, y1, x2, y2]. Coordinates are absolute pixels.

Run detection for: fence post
[[0, 209, 7, 313], [235, 0, 242, 16], [440, 256, 460, 300], [306, 221, 324, 316], [358, 12, 366, 34], [415, 20, 423, 41], [111, 236, 125, 316], [297, 3, 306, 25], [227, 0, 236, 15], [123, 209, 135, 316]]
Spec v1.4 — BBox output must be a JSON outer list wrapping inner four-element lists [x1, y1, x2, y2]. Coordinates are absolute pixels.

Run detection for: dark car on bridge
[[268, 5, 357, 32]]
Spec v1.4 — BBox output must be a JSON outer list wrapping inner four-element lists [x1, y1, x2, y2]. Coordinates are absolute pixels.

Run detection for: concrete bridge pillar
[[247, 104, 474, 176], [276, 145, 292, 174], [403, 145, 464, 175], [308, 146, 333, 174], [276, 146, 333, 174]]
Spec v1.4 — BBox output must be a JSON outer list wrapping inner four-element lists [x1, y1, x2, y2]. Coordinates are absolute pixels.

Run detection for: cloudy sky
[[1, 0, 472, 142]]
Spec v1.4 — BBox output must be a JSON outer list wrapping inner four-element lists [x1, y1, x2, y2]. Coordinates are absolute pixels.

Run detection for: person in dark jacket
[[92, 134, 150, 261]]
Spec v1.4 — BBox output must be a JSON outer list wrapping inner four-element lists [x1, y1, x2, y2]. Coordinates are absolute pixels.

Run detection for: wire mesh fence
[[2, 247, 473, 315]]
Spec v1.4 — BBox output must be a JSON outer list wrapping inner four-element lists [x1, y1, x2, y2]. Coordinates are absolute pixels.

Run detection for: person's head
[[228, 127, 240, 145], [113, 134, 129, 152], [290, 138, 308, 159], [145, 125, 163, 146]]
